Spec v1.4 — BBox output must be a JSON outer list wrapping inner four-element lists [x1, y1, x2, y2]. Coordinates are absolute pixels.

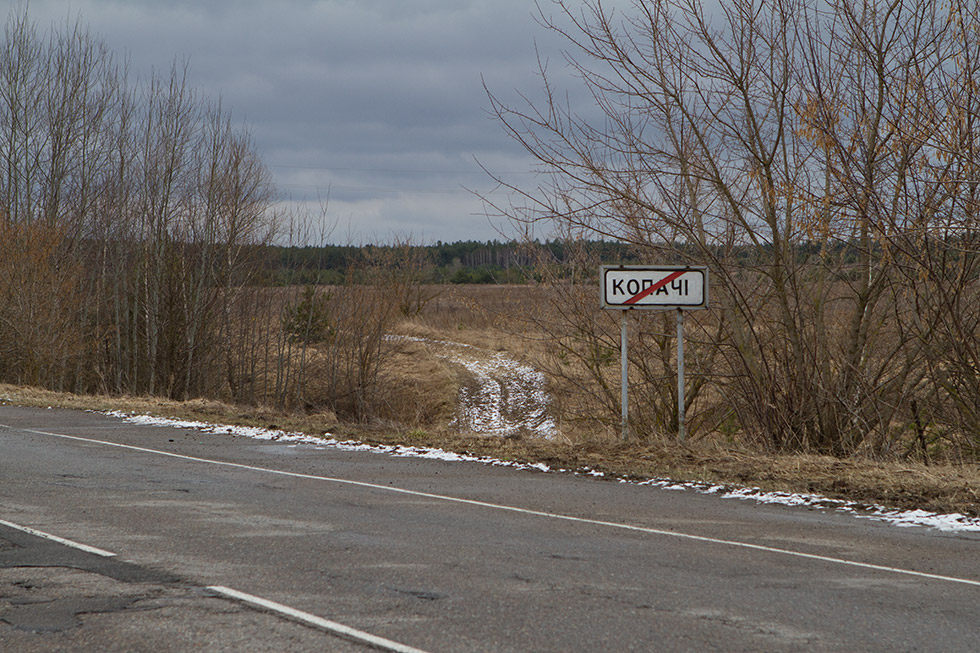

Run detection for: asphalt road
[[1, 405, 979, 651]]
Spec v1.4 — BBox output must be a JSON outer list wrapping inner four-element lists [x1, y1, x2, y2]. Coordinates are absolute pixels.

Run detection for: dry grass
[[378, 336, 458, 426], [2, 381, 979, 517], [2, 283, 980, 519]]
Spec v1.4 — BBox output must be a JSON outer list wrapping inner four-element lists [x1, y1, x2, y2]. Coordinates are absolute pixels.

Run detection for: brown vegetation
[[2, 276, 980, 516]]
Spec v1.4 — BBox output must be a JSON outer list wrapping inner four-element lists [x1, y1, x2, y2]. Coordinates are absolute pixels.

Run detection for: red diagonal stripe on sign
[[624, 270, 686, 305]]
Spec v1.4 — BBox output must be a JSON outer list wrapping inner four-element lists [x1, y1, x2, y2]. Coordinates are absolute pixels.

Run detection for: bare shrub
[[364, 237, 442, 319], [297, 282, 396, 419], [0, 221, 84, 389], [221, 280, 397, 422], [485, 0, 980, 456]]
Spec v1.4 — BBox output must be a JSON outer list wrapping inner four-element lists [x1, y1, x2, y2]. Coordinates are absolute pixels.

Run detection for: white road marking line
[[6, 423, 980, 589], [0, 510, 423, 650], [208, 585, 429, 653], [0, 518, 117, 557]]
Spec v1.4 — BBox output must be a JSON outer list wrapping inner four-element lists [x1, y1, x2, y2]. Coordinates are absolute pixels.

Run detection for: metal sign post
[[601, 265, 708, 441], [620, 311, 629, 440], [676, 308, 686, 442]]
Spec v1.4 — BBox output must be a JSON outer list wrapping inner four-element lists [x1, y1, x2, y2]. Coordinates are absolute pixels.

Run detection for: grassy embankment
[[2, 284, 978, 519]]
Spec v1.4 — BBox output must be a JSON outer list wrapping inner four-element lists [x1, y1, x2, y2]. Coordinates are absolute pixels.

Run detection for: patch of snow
[[103, 411, 325, 445], [638, 478, 980, 533], [99, 410, 980, 534], [100, 410, 552, 473], [389, 335, 556, 438]]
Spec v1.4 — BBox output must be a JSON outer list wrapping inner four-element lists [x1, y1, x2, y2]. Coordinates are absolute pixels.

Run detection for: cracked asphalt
[[0, 525, 364, 651]]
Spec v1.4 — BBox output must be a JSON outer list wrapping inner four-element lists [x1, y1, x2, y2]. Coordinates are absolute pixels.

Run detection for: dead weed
[[3, 282, 980, 520], [4, 380, 978, 518]]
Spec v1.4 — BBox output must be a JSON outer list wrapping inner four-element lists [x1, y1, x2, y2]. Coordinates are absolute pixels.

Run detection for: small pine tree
[[283, 286, 333, 344]]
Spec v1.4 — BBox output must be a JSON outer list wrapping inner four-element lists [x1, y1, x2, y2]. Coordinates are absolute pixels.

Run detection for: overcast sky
[[17, 0, 607, 245]]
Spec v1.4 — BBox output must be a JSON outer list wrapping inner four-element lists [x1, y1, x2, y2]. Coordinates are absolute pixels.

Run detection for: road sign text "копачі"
[[601, 266, 708, 309]]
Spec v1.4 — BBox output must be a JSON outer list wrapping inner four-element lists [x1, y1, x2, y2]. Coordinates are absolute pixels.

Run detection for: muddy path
[[394, 336, 556, 438]]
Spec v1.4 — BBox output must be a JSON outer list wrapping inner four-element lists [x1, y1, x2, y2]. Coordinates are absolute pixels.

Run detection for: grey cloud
[[18, 0, 595, 243]]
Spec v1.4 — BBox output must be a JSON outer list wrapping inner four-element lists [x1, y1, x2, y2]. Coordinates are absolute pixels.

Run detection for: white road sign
[[601, 265, 708, 309]]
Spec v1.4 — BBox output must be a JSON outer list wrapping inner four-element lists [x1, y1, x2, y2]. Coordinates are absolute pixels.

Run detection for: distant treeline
[[267, 240, 646, 285]]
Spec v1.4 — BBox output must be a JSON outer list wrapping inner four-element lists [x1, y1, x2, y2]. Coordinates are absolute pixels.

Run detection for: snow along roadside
[[100, 410, 980, 534]]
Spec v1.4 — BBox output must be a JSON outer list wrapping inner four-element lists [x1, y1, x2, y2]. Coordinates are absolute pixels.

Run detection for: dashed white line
[[6, 423, 980, 589], [0, 518, 117, 557], [0, 516, 423, 650], [208, 585, 429, 653]]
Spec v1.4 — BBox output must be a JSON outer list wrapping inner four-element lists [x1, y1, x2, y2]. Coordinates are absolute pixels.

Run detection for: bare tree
[[0, 9, 278, 403], [486, 0, 980, 455]]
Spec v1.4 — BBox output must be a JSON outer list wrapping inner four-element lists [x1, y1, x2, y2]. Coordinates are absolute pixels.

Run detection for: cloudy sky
[[17, 0, 608, 244]]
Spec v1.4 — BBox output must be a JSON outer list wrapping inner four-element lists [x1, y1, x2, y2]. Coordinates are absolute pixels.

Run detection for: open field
[[3, 284, 980, 520]]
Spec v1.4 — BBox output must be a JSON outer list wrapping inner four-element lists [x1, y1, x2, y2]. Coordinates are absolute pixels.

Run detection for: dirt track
[[394, 336, 556, 438]]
